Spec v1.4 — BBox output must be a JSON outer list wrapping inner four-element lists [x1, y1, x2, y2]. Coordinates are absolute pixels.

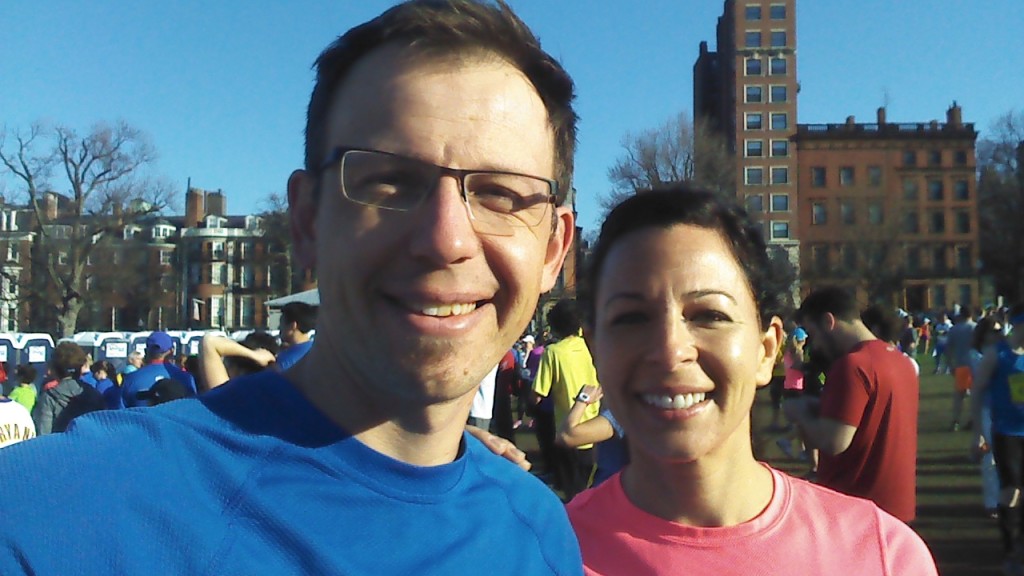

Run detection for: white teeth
[[421, 302, 478, 317], [642, 392, 707, 410]]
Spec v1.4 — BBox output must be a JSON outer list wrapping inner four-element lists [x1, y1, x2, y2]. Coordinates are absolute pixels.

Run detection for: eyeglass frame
[[318, 146, 559, 226]]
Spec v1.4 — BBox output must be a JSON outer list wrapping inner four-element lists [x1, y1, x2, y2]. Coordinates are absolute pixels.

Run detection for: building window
[[745, 5, 762, 20], [840, 200, 855, 225], [903, 211, 920, 234], [933, 284, 947, 309], [933, 247, 947, 274], [929, 150, 942, 166], [930, 211, 945, 234], [868, 202, 883, 225], [956, 246, 972, 272], [745, 167, 764, 185], [745, 31, 762, 48], [927, 180, 944, 201], [954, 150, 968, 166], [771, 166, 789, 185], [769, 4, 786, 19], [770, 57, 787, 75], [7, 244, 18, 263], [839, 166, 855, 186], [210, 296, 223, 328], [769, 85, 787, 102], [211, 241, 225, 260], [239, 241, 252, 260], [906, 247, 921, 274], [745, 85, 763, 103], [746, 194, 764, 213], [959, 284, 972, 307], [842, 247, 858, 269], [955, 210, 971, 233], [903, 178, 919, 200], [769, 112, 787, 130], [240, 296, 256, 328], [745, 140, 764, 157], [904, 150, 917, 166], [745, 112, 763, 130], [868, 166, 882, 187], [770, 139, 789, 157], [159, 250, 172, 265], [770, 30, 787, 47], [811, 167, 826, 187], [745, 58, 762, 76], [770, 221, 790, 240], [954, 180, 969, 200], [811, 201, 827, 225], [771, 194, 790, 212], [811, 245, 829, 273], [58, 251, 68, 265]]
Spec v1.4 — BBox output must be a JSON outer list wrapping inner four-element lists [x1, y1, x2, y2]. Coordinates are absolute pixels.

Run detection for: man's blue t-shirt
[[274, 340, 313, 371], [0, 371, 582, 575], [120, 361, 197, 408]]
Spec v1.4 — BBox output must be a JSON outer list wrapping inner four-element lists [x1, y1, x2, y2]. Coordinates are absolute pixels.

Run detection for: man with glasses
[[0, 1, 582, 573]]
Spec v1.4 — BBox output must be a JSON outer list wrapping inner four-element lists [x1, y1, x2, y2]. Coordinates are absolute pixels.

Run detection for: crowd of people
[[0, 0, 1016, 573]]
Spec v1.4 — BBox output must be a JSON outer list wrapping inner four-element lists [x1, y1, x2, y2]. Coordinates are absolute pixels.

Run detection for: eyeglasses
[[321, 147, 557, 235]]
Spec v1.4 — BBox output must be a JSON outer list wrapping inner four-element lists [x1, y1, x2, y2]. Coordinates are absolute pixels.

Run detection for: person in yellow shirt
[[533, 299, 600, 500]]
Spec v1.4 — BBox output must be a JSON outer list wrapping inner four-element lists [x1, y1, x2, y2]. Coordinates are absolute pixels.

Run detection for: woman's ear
[[755, 316, 784, 388]]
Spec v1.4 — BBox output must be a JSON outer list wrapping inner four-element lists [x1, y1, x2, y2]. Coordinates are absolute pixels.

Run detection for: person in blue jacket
[[119, 331, 197, 408], [0, 2, 582, 574]]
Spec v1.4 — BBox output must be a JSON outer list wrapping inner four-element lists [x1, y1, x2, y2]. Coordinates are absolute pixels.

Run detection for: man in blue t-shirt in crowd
[[0, 2, 583, 574], [274, 301, 316, 372], [119, 331, 197, 408]]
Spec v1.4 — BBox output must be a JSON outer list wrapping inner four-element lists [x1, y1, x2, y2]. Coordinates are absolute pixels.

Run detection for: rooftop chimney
[[946, 102, 962, 128], [185, 187, 205, 227], [877, 107, 887, 125]]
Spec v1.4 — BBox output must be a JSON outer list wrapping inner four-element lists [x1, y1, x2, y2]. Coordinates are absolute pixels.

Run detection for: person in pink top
[[566, 188, 936, 575]]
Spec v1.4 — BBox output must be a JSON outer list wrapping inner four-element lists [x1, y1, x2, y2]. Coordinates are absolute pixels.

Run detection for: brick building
[[695, 0, 981, 310], [795, 105, 979, 310]]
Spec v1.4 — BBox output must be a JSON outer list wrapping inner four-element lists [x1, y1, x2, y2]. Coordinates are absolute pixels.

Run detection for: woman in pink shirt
[[566, 188, 937, 575]]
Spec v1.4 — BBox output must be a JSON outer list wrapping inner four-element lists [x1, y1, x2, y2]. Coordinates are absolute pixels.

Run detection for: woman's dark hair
[[90, 360, 116, 378], [585, 187, 783, 329]]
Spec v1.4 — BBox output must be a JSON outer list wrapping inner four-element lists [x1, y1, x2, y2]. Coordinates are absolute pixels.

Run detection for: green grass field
[[518, 354, 1005, 574]]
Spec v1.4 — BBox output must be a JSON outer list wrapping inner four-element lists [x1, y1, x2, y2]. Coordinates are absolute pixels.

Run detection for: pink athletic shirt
[[567, 467, 937, 576]]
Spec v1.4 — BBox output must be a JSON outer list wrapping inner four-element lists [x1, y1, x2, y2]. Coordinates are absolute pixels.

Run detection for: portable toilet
[[0, 333, 16, 395], [93, 332, 131, 372], [180, 330, 228, 357], [12, 333, 55, 389], [128, 331, 153, 357]]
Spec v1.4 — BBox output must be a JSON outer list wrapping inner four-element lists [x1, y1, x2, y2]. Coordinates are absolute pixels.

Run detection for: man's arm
[[783, 395, 857, 455], [198, 334, 276, 391]]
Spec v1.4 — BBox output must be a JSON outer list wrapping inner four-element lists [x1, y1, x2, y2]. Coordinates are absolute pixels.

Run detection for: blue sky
[[2, 1, 1021, 234]]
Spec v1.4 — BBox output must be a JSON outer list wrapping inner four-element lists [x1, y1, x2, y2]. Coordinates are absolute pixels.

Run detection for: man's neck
[[288, 333, 472, 467], [289, 333, 311, 346]]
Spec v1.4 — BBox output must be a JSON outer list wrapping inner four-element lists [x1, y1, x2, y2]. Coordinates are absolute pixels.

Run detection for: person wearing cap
[[787, 286, 920, 523], [775, 327, 815, 472], [971, 304, 1024, 572], [120, 332, 197, 409]]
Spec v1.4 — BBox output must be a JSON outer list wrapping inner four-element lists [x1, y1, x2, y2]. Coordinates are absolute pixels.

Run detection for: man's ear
[[288, 169, 318, 270], [755, 315, 785, 388], [539, 206, 575, 293]]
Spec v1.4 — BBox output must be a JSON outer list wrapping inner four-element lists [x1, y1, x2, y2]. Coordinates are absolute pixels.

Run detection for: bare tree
[[0, 121, 175, 336], [604, 112, 734, 215], [977, 110, 1024, 302]]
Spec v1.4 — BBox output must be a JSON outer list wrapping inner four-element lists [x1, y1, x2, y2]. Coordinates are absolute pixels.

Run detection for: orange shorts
[[954, 366, 973, 393]]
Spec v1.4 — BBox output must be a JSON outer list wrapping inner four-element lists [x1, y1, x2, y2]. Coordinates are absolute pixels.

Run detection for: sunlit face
[[590, 224, 780, 463], [289, 45, 572, 406]]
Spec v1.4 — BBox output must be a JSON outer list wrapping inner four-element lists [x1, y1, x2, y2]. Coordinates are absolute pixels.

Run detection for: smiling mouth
[[641, 392, 708, 410], [419, 302, 479, 317]]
